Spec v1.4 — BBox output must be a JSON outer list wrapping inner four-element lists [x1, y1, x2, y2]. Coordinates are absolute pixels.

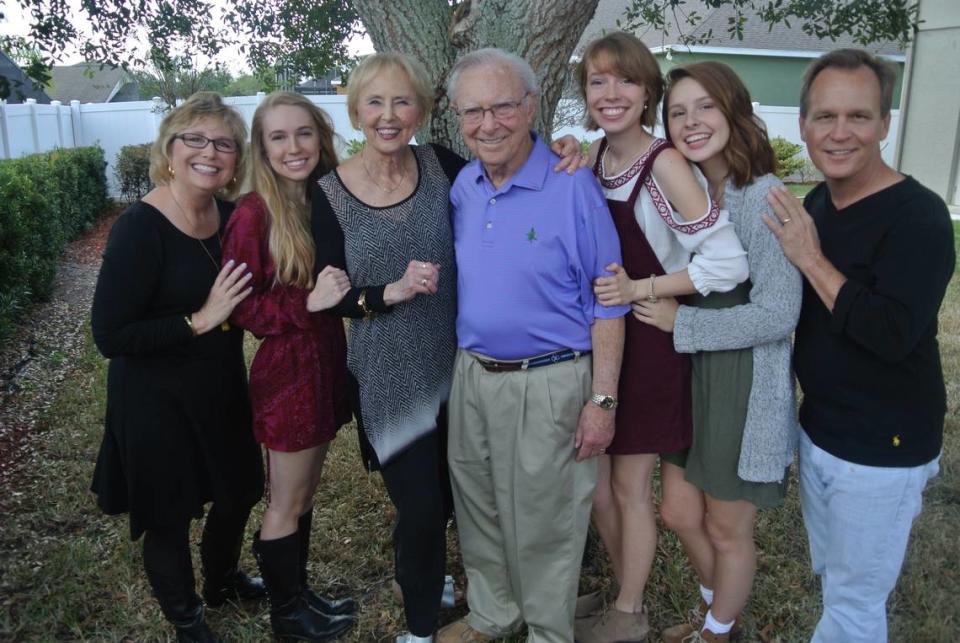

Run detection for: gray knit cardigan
[[673, 173, 802, 483]]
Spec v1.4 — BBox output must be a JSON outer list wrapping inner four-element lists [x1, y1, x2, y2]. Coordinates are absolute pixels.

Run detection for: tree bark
[[353, 0, 599, 157]]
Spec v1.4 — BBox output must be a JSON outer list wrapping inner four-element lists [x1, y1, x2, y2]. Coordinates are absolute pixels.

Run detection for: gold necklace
[[168, 187, 230, 332], [708, 180, 726, 208], [361, 147, 409, 194]]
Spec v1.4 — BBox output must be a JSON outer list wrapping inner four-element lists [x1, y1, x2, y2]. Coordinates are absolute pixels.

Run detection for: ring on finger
[[421, 278, 428, 286], [781, 217, 792, 223]]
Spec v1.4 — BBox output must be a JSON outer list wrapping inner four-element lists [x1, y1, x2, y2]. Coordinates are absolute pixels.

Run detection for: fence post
[[70, 100, 83, 147], [51, 100, 65, 148], [0, 100, 9, 159], [152, 96, 165, 137], [27, 98, 40, 154]]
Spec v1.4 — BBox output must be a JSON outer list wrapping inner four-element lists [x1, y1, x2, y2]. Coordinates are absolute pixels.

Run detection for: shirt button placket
[[483, 196, 496, 244]]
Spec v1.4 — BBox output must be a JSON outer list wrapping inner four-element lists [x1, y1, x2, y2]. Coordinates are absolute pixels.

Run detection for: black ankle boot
[[144, 543, 220, 643], [201, 510, 267, 607], [298, 509, 357, 616], [172, 604, 221, 643], [254, 530, 355, 641], [203, 568, 267, 607]]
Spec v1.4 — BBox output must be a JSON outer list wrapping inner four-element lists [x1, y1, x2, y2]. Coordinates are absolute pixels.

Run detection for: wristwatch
[[590, 393, 618, 410]]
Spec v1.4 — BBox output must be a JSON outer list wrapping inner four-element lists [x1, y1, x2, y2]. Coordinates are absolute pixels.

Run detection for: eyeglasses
[[174, 133, 239, 154], [455, 94, 530, 125]]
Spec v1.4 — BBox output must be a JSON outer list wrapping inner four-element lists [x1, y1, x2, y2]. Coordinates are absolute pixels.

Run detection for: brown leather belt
[[474, 349, 590, 373]]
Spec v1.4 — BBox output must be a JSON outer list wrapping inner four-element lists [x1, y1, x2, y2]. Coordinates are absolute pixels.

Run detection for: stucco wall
[[895, 0, 960, 206]]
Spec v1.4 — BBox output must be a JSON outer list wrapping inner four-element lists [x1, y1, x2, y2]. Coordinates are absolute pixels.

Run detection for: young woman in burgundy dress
[[222, 92, 356, 642]]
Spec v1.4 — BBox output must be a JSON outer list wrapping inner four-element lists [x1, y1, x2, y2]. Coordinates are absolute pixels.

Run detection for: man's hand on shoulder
[[574, 402, 615, 462], [763, 185, 824, 272], [764, 184, 846, 311]]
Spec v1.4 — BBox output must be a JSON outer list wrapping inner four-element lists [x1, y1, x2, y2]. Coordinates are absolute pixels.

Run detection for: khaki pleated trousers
[[448, 349, 598, 643]]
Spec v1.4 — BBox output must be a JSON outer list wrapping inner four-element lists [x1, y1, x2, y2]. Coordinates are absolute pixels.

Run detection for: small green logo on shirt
[[527, 227, 537, 243]]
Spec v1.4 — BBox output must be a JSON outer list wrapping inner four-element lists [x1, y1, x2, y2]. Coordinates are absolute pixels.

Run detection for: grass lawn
[[786, 183, 817, 198], [1, 227, 958, 641]]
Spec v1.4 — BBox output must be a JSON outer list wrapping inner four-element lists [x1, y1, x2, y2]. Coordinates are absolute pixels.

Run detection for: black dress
[[90, 200, 264, 540]]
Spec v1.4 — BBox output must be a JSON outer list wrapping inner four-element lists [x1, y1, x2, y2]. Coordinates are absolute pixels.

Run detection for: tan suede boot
[[574, 605, 649, 643], [575, 590, 606, 619]]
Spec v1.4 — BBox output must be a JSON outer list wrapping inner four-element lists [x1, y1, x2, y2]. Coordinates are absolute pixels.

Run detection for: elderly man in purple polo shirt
[[436, 48, 628, 643]]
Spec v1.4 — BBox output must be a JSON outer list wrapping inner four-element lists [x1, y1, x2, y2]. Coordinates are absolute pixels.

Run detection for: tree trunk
[[353, 0, 599, 157]]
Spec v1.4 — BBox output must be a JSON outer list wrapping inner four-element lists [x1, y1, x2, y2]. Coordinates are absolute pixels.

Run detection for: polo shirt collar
[[469, 131, 550, 193]]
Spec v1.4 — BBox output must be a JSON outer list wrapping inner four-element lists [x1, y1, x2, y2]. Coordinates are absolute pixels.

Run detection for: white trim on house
[[103, 79, 124, 103], [647, 45, 906, 62]]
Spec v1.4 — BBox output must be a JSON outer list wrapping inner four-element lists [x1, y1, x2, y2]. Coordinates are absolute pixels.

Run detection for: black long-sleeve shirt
[[795, 176, 955, 467]]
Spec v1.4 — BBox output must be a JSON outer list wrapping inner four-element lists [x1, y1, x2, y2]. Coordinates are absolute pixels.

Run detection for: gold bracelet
[[184, 315, 197, 336], [647, 274, 658, 303], [357, 289, 375, 318]]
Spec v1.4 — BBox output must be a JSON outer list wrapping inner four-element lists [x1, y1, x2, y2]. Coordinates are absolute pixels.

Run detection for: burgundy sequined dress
[[224, 193, 351, 452]]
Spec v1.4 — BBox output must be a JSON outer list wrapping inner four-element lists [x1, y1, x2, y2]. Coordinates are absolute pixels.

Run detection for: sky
[[0, 0, 374, 75]]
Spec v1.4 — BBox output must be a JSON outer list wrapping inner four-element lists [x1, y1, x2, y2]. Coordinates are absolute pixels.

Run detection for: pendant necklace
[[709, 180, 726, 208], [169, 187, 231, 332], [361, 147, 408, 194]]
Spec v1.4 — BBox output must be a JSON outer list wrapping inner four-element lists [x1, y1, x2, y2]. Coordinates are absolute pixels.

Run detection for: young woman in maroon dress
[[574, 33, 749, 643], [222, 91, 356, 641]]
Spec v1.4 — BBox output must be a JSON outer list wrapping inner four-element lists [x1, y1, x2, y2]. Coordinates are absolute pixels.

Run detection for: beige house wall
[[895, 0, 960, 206]]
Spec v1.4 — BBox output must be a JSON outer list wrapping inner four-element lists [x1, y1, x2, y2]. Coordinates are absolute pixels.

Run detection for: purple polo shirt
[[451, 133, 629, 360]]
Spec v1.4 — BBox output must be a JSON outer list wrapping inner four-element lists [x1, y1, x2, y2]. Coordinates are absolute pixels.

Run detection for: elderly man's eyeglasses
[[456, 94, 530, 125], [174, 133, 238, 154]]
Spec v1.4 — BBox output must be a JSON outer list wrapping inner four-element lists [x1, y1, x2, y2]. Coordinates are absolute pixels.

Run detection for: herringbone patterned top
[[318, 145, 457, 464]]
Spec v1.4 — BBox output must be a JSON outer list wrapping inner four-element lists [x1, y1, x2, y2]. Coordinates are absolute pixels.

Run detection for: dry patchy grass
[[1, 224, 958, 642]]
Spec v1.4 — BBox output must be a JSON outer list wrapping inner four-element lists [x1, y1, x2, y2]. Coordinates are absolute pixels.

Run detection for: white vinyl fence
[[0, 94, 364, 197], [1, 94, 900, 197]]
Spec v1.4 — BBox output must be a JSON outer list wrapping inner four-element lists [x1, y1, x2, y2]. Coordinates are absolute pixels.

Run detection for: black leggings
[[142, 501, 253, 618], [380, 430, 453, 636]]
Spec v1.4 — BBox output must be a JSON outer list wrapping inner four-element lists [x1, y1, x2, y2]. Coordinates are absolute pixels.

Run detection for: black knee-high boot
[[298, 508, 357, 616], [144, 526, 220, 643], [201, 503, 267, 607], [253, 530, 355, 641]]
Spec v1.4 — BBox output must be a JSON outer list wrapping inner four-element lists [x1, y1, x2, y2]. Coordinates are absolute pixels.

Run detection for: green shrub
[[114, 144, 153, 202], [345, 139, 365, 157], [0, 146, 108, 340], [771, 136, 806, 180]]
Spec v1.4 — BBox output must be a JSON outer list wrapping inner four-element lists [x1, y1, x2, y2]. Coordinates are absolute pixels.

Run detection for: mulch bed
[[0, 208, 120, 493]]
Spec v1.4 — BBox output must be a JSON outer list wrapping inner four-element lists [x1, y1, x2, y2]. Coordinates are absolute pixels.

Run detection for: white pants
[[799, 431, 939, 643]]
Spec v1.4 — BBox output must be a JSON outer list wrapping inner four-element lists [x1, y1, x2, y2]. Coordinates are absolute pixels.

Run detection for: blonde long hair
[[249, 92, 338, 288]]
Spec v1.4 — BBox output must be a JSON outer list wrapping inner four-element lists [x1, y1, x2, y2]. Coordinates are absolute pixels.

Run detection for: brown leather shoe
[[436, 617, 494, 643], [662, 600, 708, 643], [681, 627, 731, 642], [663, 602, 741, 643], [574, 605, 649, 643]]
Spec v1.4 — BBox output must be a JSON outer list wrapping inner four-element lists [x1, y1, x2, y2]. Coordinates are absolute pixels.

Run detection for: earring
[[168, 165, 175, 178]]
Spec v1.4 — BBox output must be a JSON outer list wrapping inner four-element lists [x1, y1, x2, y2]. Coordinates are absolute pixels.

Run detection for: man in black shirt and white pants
[[764, 49, 955, 642]]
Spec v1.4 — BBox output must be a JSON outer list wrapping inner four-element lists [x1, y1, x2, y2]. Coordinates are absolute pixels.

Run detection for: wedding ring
[[421, 262, 427, 269], [421, 278, 428, 286], [782, 217, 792, 223]]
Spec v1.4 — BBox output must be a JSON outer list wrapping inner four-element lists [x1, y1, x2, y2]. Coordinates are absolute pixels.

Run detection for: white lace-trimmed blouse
[[598, 139, 748, 294]]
